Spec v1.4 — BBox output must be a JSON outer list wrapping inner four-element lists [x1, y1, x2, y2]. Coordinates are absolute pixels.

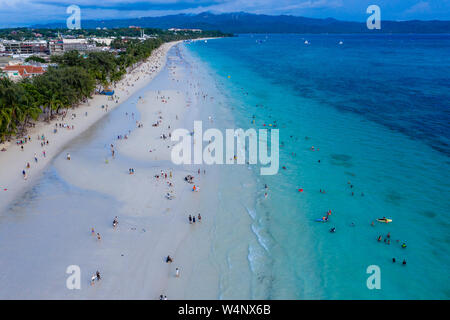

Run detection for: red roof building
[[2, 65, 45, 80]]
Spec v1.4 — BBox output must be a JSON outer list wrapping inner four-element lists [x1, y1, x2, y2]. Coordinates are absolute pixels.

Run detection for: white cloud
[[0, 0, 447, 27], [404, 1, 431, 14], [273, 0, 344, 12]]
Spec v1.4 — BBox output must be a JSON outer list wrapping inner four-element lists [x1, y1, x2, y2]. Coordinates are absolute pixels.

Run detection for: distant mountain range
[[35, 12, 450, 34]]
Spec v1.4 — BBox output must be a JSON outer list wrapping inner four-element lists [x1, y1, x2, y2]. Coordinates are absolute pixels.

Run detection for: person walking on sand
[[189, 215, 192, 224], [175, 268, 180, 278], [198, 213, 202, 222], [90, 274, 96, 286]]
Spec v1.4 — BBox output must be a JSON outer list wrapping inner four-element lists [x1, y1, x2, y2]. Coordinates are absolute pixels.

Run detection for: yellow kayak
[[377, 218, 392, 223]]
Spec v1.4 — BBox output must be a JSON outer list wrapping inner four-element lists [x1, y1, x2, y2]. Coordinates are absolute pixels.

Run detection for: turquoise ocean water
[[186, 34, 450, 299]]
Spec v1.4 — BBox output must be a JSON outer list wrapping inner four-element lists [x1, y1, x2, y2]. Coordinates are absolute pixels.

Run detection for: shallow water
[[186, 34, 450, 299]]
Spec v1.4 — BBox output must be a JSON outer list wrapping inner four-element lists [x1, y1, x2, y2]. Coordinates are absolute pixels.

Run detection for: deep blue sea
[[186, 34, 450, 299]]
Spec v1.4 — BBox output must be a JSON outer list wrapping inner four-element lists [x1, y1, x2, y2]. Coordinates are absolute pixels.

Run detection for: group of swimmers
[[377, 232, 407, 249]]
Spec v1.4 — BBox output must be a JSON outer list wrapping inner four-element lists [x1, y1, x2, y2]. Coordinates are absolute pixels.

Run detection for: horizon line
[[3, 11, 450, 29]]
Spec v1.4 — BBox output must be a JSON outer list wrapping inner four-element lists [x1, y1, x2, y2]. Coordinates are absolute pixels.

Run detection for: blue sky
[[0, 0, 449, 28]]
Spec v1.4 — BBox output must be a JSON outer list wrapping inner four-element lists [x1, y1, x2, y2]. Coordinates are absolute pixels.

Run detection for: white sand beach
[[0, 39, 259, 299], [0, 41, 180, 212]]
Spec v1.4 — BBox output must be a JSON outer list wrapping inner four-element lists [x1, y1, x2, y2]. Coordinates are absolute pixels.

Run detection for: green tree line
[[0, 31, 225, 142], [0, 27, 230, 41]]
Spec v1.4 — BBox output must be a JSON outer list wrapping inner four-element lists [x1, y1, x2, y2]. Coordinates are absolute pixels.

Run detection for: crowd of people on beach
[[83, 44, 211, 298], [5, 43, 179, 293]]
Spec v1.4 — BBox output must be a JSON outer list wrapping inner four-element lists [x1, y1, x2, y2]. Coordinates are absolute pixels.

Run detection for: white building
[[168, 28, 202, 32], [91, 38, 114, 46]]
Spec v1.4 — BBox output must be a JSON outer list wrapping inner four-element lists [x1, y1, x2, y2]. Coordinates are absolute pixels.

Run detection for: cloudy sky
[[0, 0, 449, 28]]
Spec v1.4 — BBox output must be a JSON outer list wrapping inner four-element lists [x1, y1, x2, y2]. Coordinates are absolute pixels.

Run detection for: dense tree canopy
[[0, 31, 223, 142]]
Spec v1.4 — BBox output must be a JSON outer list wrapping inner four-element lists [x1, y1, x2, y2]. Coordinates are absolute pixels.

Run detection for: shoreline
[[0, 37, 259, 299], [0, 40, 181, 212]]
